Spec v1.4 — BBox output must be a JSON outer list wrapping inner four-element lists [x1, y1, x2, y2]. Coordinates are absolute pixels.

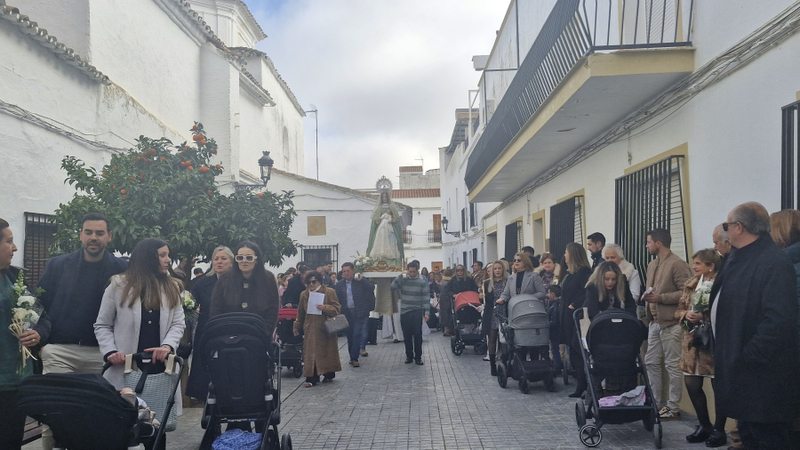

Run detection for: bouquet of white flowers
[[691, 276, 714, 314], [353, 252, 376, 273], [181, 290, 199, 322], [8, 271, 43, 374]]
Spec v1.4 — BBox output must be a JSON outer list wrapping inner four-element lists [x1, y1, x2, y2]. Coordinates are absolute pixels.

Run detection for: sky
[[241, 0, 510, 189]]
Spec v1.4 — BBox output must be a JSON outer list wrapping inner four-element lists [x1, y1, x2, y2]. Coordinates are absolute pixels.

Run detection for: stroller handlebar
[[101, 352, 185, 374]]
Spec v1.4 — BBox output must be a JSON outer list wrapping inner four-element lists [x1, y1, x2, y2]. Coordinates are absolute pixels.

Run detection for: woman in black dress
[[558, 242, 592, 398]]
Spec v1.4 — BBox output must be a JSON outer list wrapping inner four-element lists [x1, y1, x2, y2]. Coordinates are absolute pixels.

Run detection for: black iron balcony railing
[[402, 230, 412, 244], [428, 230, 442, 243], [465, 0, 694, 190]]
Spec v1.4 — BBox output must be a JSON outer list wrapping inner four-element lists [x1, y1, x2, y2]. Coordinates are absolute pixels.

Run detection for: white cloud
[[244, 0, 510, 188]]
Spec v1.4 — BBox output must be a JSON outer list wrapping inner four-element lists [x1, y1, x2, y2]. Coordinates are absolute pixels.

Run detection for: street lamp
[[441, 217, 460, 238], [305, 105, 319, 180], [234, 151, 274, 191]]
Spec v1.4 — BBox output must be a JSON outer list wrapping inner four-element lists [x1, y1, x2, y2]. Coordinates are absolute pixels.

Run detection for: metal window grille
[[472, 248, 478, 266], [781, 100, 800, 209], [300, 244, 339, 273], [428, 230, 442, 243], [516, 221, 524, 253], [461, 208, 467, 232], [402, 230, 412, 244], [23, 212, 57, 287], [549, 196, 583, 260], [462, 251, 468, 266], [504, 222, 518, 261], [469, 203, 478, 228], [614, 155, 687, 285]]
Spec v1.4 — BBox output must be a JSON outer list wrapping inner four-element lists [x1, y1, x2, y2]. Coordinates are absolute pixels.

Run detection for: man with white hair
[[602, 244, 642, 300]]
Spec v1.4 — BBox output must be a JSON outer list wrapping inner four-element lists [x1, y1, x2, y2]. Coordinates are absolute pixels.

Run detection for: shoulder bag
[[323, 314, 349, 336]]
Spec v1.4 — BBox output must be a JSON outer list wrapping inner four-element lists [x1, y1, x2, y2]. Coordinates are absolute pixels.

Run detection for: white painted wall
[[398, 195, 442, 271]]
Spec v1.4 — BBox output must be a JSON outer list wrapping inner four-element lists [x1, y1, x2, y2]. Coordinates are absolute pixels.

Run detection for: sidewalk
[[25, 332, 709, 449]]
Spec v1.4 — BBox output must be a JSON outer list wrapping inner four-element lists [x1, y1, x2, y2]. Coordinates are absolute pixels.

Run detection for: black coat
[[585, 276, 636, 320], [185, 274, 218, 399], [558, 266, 592, 345], [710, 234, 800, 422], [442, 276, 479, 305], [282, 273, 305, 307], [334, 277, 375, 319]]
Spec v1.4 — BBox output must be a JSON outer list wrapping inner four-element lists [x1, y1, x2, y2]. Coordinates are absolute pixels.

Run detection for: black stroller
[[199, 312, 292, 450], [18, 353, 183, 450], [276, 307, 304, 378], [573, 308, 660, 448], [496, 294, 555, 393], [450, 291, 487, 355]]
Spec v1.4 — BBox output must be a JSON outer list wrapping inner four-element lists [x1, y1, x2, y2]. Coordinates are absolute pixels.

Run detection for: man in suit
[[335, 263, 375, 368]]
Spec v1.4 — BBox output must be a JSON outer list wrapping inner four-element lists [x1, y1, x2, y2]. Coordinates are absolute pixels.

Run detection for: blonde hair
[[513, 252, 534, 273], [692, 248, 721, 272], [565, 242, 591, 274], [585, 261, 627, 310], [486, 260, 509, 293], [769, 210, 800, 249], [207, 246, 234, 276]]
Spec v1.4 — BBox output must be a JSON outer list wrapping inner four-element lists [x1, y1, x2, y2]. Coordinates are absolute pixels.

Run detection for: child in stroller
[[450, 291, 487, 355]]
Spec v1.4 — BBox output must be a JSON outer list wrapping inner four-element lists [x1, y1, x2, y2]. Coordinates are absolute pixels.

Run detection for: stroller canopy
[[454, 291, 480, 313], [586, 309, 645, 375]]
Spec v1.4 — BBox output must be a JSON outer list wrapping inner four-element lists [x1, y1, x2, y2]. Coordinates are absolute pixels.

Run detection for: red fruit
[[102, 171, 108, 176], [149, 148, 156, 155], [256, 193, 264, 198], [120, 189, 127, 195], [192, 135, 202, 141], [212, 149, 217, 155], [187, 166, 193, 172], [199, 166, 210, 173], [207, 190, 212, 195], [199, 138, 207, 146], [192, 125, 199, 131], [215, 164, 221, 169], [121, 196, 126, 201], [180, 161, 186, 167], [137, 156, 142, 161], [160, 157, 166, 162]]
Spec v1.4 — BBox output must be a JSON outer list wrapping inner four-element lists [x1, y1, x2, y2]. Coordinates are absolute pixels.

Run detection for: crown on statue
[[375, 176, 393, 194]]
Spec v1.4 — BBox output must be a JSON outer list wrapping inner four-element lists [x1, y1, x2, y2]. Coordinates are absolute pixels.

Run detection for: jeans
[[343, 310, 368, 362], [738, 421, 790, 449], [550, 340, 563, 371], [644, 322, 683, 412], [400, 309, 424, 361]]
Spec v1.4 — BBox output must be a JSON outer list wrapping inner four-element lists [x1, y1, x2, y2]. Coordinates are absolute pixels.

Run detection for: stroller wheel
[[452, 339, 464, 356], [496, 363, 508, 388], [579, 424, 602, 447], [519, 377, 531, 394], [563, 366, 569, 385], [292, 364, 303, 378], [643, 409, 655, 432], [653, 423, 663, 449], [474, 341, 487, 355], [281, 433, 293, 450], [575, 401, 586, 427], [545, 372, 556, 392]]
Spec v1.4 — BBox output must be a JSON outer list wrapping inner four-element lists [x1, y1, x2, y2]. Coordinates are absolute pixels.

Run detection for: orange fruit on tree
[[160, 157, 166, 162], [180, 161, 186, 167], [256, 193, 264, 198], [193, 135, 202, 141], [215, 164, 221, 169], [207, 190, 212, 195], [149, 148, 156, 155], [120, 189, 127, 195], [192, 125, 199, 131], [187, 166, 193, 172]]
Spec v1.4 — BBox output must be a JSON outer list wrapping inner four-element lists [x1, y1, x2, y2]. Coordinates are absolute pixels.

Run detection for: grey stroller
[[496, 294, 556, 393]]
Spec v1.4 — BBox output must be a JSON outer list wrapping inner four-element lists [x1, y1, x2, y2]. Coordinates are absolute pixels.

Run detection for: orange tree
[[51, 123, 297, 265]]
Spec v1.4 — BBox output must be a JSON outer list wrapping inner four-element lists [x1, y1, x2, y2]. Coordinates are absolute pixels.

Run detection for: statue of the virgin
[[366, 177, 404, 265]]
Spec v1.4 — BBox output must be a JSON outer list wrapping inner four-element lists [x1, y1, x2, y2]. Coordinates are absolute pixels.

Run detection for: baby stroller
[[198, 312, 292, 450], [496, 294, 555, 393], [276, 307, 304, 378], [573, 308, 660, 448], [450, 291, 487, 355], [18, 352, 183, 450]]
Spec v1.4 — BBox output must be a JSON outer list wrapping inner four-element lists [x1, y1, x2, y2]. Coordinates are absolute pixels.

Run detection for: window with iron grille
[[461, 208, 467, 232], [549, 196, 584, 260], [615, 155, 687, 285], [23, 212, 57, 287], [402, 229, 412, 244], [469, 203, 478, 228], [300, 245, 339, 273], [472, 248, 478, 266], [462, 251, 468, 266], [782, 100, 800, 209], [504, 221, 523, 261]]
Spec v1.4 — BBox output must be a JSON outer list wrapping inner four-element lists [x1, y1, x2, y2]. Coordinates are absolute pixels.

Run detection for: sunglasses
[[513, 259, 522, 262], [456, 269, 464, 272], [721, 221, 739, 232], [235, 255, 257, 262], [308, 280, 320, 285]]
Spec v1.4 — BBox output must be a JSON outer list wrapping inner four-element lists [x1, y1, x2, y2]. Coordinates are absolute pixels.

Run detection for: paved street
[[25, 331, 710, 450]]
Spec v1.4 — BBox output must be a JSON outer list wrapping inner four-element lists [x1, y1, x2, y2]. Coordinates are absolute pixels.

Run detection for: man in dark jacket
[[283, 266, 310, 307], [441, 264, 479, 336], [712, 202, 800, 449], [335, 263, 375, 367], [31, 213, 127, 450], [587, 232, 606, 269]]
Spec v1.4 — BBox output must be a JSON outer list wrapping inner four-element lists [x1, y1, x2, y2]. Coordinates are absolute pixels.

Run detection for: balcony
[[428, 229, 442, 243], [466, 0, 695, 202]]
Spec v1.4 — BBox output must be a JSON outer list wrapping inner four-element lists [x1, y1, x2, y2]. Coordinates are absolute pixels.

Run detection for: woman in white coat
[[94, 238, 185, 391]]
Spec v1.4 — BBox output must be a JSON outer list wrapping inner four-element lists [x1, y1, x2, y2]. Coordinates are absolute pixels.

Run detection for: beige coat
[[293, 286, 342, 377], [675, 275, 715, 375], [644, 252, 692, 327]]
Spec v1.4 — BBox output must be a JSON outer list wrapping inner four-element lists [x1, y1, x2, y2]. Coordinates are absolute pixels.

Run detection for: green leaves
[[50, 123, 297, 265]]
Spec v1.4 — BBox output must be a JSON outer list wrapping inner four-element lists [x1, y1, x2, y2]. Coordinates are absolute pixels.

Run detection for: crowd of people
[[1, 200, 799, 449]]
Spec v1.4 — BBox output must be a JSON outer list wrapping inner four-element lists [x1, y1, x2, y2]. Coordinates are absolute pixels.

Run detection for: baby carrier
[[496, 294, 555, 393], [198, 312, 292, 450]]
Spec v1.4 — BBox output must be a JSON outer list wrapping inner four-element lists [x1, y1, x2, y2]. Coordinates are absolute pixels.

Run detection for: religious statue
[[366, 177, 404, 266]]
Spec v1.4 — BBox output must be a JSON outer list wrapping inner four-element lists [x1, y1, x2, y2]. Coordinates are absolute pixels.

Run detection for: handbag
[[323, 314, 350, 335], [689, 320, 713, 350], [123, 354, 180, 431]]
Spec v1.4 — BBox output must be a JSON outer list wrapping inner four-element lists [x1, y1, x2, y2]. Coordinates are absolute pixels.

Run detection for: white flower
[[13, 308, 29, 322], [28, 311, 39, 324], [17, 295, 35, 308]]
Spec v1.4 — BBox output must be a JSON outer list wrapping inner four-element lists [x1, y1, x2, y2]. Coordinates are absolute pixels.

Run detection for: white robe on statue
[[370, 212, 399, 260]]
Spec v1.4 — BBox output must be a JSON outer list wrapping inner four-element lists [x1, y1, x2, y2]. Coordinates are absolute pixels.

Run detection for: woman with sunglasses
[[209, 241, 280, 336], [293, 271, 342, 387]]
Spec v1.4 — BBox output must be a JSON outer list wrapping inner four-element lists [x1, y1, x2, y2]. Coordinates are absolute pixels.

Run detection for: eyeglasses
[[308, 280, 320, 285], [721, 221, 739, 232], [513, 259, 522, 262], [235, 255, 257, 262]]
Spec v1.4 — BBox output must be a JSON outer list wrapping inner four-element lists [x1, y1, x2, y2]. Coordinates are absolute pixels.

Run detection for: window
[[429, 214, 442, 243], [23, 212, 57, 287], [782, 100, 800, 209], [472, 248, 478, 266], [504, 221, 523, 261], [402, 229, 412, 244], [461, 208, 467, 232], [462, 251, 468, 265], [615, 155, 687, 283], [469, 203, 478, 228], [300, 245, 338, 273], [549, 196, 584, 260]]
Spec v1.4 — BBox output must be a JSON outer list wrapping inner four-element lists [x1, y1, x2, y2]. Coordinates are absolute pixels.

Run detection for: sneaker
[[351, 360, 360, 368], [348, 360, 354, 366], [659, 406, 681, 420], [360, 350, 369, 357]]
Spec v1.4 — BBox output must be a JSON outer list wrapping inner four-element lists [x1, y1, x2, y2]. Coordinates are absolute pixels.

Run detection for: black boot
[[490, 355, 497, 376]]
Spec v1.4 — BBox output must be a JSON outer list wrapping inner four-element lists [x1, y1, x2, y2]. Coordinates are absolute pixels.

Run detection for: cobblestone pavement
[[25, 332, 713, 449]]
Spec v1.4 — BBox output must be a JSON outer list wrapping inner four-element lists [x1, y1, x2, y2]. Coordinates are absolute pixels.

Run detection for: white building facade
[[442, 0, 800, 276], [393, 166, 443, 272], [1, 0, 304, 277]]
